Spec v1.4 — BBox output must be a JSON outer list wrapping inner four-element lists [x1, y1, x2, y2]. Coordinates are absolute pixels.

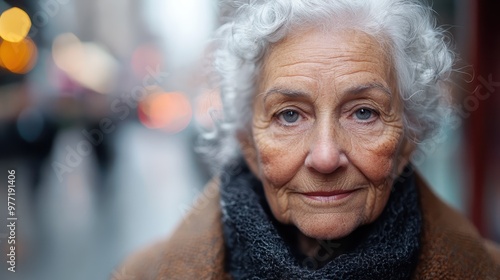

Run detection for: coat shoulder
[[112, 179, 229, 280], [413, 174, 500, 279], [485, 239, 500, 264]]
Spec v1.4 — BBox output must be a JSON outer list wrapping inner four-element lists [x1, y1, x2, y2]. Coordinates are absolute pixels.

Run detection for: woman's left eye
[[278, 110, 301, 124], [354, 108, 376, 121]]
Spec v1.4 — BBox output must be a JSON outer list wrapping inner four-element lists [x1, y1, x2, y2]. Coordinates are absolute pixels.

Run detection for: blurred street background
[[0, 0, 498, 279]]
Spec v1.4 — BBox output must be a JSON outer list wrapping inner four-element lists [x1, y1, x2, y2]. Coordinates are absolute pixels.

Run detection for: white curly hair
[[199, 0, 454, 172]]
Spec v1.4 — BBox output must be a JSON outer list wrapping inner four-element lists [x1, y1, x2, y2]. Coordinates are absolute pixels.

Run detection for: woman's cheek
[[349, 128, 403, 183], [254, 129, 306, 187]]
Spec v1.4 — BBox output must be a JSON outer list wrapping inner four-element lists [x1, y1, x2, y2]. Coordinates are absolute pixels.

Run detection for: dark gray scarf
[[220, 162, 421, 279]]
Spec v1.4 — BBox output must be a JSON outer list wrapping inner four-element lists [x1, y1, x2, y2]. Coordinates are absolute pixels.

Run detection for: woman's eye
[[354, 108, 375, 121], [278, 110, 300, 124]]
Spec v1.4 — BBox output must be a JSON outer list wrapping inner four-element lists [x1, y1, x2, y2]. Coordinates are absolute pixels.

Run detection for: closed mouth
[[301, 189, 360, 202]]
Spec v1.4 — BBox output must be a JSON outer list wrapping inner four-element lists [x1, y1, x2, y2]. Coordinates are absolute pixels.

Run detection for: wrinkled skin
[[239, 28, 414, 254]]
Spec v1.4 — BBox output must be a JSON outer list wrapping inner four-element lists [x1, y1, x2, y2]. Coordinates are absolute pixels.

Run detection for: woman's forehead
[[259, 28, 396, 97], [271, 27, 385, 54]]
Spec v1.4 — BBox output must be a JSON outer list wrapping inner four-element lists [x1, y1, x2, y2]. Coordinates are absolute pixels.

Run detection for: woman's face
[[240, 28, 413, 240]]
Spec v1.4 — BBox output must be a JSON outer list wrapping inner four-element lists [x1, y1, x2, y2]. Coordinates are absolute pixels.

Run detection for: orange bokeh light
[[0, 46, 4, 69], [138, 92, 192, 133], [0, 37, 38, 74], [0, 7, 32, 43]]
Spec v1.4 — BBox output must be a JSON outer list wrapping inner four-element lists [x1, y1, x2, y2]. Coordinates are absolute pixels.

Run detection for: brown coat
[[112, 177, 500, 279]]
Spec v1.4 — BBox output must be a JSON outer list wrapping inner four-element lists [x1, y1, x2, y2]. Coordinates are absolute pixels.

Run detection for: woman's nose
[[304, 128, 348, 174]]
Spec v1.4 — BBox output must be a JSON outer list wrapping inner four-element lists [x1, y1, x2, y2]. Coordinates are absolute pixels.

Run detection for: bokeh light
[[0, 7, 32, 43], [52, 33, 119, 94], [0, 37, 38, 74], [16, 108, 44, 143], [138, 92, 192, 133], [52, 33, 84, 75], [0, 47, 4, 69]]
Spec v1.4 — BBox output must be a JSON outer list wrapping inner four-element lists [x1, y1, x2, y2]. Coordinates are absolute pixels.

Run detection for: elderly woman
[[114, 0, 500, 279]]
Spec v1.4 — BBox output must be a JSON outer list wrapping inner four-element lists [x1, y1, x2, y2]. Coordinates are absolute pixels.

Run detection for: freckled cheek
[[254, 133, 306, 188], [350, 135, 401, 183]]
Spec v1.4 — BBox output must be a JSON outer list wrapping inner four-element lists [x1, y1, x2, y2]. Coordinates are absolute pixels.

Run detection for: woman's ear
[[236, 129, 261, 178]]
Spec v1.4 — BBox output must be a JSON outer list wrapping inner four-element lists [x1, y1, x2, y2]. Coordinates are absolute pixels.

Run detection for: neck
[[297, 232, 322, 257], [292, 224, 371, 264]]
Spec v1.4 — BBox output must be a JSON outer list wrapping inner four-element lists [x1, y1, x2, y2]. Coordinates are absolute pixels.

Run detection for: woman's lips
[[301, 189, 359, 202]]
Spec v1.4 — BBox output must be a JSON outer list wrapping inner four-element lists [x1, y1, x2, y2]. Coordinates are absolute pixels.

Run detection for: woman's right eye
[[278, 110, 301, 124]]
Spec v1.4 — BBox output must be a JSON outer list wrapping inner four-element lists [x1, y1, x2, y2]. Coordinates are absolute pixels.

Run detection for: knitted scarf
[[220, 162, 422, 279]]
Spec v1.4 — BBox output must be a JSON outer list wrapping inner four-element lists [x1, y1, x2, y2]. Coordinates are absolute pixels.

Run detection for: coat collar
[[113, 175, 500, 279]]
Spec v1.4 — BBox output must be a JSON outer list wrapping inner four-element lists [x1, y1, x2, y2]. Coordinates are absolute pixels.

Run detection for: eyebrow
[[262, 82, 392, 103], [262, 88, 309, 103]]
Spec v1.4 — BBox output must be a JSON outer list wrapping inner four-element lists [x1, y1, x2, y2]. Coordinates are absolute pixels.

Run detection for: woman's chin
[[293, 212, 364, 241]]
